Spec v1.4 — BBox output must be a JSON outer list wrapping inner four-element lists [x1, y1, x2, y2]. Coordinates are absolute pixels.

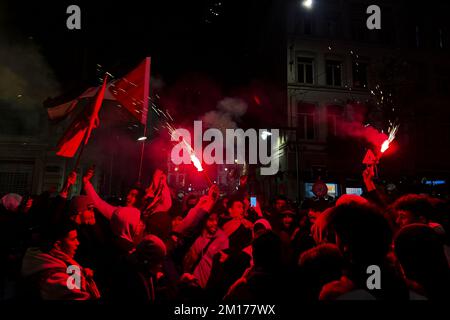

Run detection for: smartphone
[[250, 196, 257, 207]]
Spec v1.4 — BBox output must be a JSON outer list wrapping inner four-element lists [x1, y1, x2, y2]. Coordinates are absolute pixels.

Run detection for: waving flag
[[46, 58, 151, 125], [55, 75, 108, 157]]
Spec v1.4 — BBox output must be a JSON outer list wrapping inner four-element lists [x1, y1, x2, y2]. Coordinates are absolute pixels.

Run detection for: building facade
[[275, 0, 450, 201]]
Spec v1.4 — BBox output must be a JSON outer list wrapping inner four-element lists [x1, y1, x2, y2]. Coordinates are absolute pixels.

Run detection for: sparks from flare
[[95, 65, 209, 178], [165, 123, 204, 172], [380, 124, 399, 153]]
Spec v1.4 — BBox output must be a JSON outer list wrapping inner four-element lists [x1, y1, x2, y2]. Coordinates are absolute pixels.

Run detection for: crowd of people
[[0, 166, 449, 301]]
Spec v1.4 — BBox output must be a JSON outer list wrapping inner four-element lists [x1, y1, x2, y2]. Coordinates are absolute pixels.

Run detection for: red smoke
[[336, 121, 388, 150]]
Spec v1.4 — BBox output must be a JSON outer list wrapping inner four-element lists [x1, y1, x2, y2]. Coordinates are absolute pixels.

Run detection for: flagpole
[[73, 130, 88, 171], [137, 57, 151, 184], [137, 126, 147, 183], [75, 74, 109, 170]]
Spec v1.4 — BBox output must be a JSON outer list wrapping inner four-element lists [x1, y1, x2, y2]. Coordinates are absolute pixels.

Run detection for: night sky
[[4, 0, 283, 89], [1, 0, 286, 135]]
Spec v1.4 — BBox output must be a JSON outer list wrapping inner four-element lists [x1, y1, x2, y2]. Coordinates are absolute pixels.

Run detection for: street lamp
[[137, 136, 147, 141], [302, 0, 313, 9]]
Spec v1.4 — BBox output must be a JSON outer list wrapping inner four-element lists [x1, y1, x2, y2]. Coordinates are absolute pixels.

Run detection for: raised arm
[[174, 185, 219, 238], [82, 168, 116, 220]]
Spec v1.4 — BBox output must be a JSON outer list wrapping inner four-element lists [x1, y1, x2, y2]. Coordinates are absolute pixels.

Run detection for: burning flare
[[380, 140, 390, 153], [190, 154, 203, 172], [380, 124, 399, 153], [167, 123, 204, 172]]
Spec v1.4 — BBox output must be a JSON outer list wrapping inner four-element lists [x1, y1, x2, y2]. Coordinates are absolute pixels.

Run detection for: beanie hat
[[69, 195, 94, 217], [135, 234, 167, 267], [1, 193, 23, 212]]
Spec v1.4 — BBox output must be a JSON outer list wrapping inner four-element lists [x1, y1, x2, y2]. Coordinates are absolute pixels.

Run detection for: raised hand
[[83, 166, 95, 185], [60, 171, 77, 198]]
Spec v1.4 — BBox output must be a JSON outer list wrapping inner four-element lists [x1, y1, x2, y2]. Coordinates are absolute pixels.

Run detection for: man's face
[[58, 230, 79, 258], [126, 189, 139, 207], [187, 197, 199, 209], [172, 215, 183, 229], [396, 210, 421, 228], [25, 198, 33, 209], [80, 205, 96, 225], [229, 201, 244, 219], [275, 199, 287, 212], [308, 209, 321, 225], [282, 214, 294, 229], [205, 213, 219, 235]]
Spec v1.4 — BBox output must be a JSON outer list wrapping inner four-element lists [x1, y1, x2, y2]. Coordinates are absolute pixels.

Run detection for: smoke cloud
[[0, 23, 60, 135], [201, 97, 248, 133]]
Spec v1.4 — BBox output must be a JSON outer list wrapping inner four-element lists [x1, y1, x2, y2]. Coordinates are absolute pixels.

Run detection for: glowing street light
[[302, 0, 313, 9], [137, 136, 147, 141]]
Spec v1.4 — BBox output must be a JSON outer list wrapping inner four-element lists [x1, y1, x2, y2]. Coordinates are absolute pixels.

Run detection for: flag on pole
[[55, 75, 108, 157], [109, 57, 151, 125], [46, 58, 151, 125]]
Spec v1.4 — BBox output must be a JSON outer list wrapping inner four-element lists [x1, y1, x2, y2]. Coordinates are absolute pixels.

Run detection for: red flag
[[55, 76, 108, 157], [47, 58, 151, 125], [108, 57, 151, 125]]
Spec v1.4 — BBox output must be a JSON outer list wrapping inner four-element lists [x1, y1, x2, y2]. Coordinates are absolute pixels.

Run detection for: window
[[327, 105, 343, 137], [0, 172, 31, 195], [436, 67, 450, 95], [297, 102, 315, 140], [326, 19, 337, 37], [352, 61, 368, 88], [326, 60, 342, 86], [297, 57, 314, 84]]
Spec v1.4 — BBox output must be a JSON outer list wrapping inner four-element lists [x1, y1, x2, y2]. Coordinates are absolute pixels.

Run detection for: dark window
[[352, 61, 368, 88], [326, 105, 343, 138], [0, 172, 31, 195], [297, 57, 314, 84], [327, 19, 337, 37], [326, 60, 342, 86], [436, 67, 450, 95], [298, 102, 315, 140], [326, 14, 340, 37], [45, 166, 61, 173]]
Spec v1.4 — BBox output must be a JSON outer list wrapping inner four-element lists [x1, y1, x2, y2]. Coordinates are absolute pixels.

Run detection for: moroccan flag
[[55, 75, 108, 157], [47, 58, 151, 125]]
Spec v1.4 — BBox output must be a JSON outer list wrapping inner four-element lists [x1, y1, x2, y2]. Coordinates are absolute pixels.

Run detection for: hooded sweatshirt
[[184, 229, 229, 288], [21, 247, 100, 300]]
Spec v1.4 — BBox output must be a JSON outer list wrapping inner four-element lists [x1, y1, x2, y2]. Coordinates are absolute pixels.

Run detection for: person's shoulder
[[215, 228, 229, 239], [319, 276, 355, 300], [114, 206, 140, 216], [224, 276, 249, 300]]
